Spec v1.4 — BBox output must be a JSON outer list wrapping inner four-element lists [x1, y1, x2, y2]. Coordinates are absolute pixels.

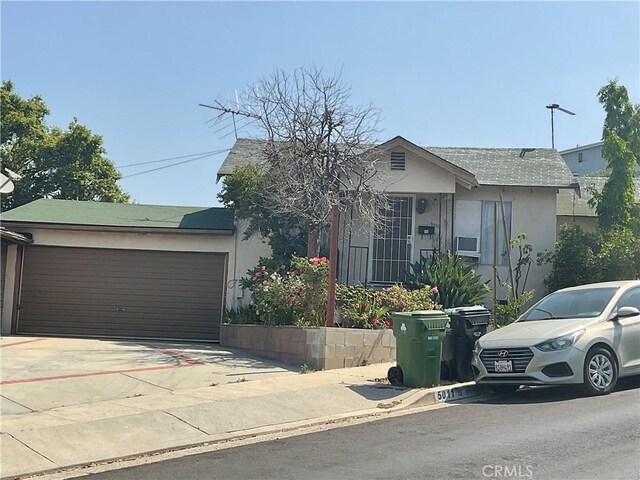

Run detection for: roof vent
[[519, 148, 535, 158], [390, 151, 406, 170]]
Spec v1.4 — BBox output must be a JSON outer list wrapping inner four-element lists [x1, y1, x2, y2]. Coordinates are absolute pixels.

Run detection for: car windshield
[[519, 287, 619, 321]]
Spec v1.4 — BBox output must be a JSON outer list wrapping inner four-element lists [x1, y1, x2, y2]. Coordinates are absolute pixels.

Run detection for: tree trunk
[[307, 226, 320, 258]]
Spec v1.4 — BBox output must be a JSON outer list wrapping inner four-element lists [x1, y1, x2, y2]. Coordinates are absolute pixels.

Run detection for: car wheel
[[583, 347, 617, 395], [488, 385, 520, 394], [387, 366, 403, 386]]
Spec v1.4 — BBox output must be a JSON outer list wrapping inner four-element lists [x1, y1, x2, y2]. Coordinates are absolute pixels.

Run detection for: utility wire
[[120, 149, 229, 179], [117, 149, 228, 168]]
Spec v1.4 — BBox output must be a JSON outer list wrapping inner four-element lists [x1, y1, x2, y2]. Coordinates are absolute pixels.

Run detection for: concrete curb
[[13, 381, 486, 480]]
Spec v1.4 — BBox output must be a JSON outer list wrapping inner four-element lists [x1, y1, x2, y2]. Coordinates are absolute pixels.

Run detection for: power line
[[117, 149, 228, 168], [120, 150, 229, 179]]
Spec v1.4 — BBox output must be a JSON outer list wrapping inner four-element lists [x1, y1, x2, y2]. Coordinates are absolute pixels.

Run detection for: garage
[[2, 199, 237, 342], [17, 246, 227, 341]]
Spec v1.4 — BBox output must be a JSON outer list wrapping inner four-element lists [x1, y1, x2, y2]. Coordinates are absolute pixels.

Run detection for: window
[[617, 287, 640, 309], [390, 152, 406, 170], [578, 152, 583, 163], [480, 201, 512, 266]]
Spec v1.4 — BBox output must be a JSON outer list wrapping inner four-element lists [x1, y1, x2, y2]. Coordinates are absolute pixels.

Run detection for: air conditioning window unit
[[455, 236, 481, 257]]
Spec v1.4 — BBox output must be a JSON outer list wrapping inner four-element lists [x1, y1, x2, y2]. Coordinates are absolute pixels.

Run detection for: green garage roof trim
[[1, 199, 235, 231]]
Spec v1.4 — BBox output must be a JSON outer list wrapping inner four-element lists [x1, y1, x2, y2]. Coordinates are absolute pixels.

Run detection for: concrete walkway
[[0, 337, 479, 479]]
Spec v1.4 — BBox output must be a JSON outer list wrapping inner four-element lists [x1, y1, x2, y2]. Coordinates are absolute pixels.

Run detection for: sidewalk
[[1, 360, 480, 479]]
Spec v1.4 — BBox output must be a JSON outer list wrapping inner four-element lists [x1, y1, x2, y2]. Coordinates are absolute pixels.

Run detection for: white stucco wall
[[455, 186, 558, 303], [373, 147, 458, 194]]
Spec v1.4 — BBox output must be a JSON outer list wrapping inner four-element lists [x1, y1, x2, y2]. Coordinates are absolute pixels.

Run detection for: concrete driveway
[[0, 336, 297, 414]]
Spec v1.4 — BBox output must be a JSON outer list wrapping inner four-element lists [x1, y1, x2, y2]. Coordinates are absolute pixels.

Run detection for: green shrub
[[492, 286, 535, 327], [538, 225, 600, 292], [406, 252, 488, 308], [335, 284, 387, 329], [335, 283, 439, 329], [242, 255, 329, 326], [222, 306, 259, 325], [539, 225, 640, 292], [288, 256, 329, 327], [376, 284, 439, 313]]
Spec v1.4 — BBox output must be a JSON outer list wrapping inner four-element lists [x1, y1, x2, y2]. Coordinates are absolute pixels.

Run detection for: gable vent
[[390, 152, 406, 170]]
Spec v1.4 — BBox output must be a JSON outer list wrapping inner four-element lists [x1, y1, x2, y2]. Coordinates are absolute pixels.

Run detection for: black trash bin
[[441, 306, 490, 382]]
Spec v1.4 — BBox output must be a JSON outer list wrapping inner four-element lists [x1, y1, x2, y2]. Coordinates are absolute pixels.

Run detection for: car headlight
[[535, 329, 585, 352], [473, 340, 482, 355]]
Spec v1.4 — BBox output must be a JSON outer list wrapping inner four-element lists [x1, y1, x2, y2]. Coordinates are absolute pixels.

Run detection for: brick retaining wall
[[220, 324, 396, 370]]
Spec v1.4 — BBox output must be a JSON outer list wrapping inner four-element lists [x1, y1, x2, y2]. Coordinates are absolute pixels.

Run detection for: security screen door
[[372, 196, 413, 283]]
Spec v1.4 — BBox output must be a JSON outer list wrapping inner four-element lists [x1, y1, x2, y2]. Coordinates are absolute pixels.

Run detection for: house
[[557, 176, 640, 233], [219, 136, 577, 302], [560, 142, 606, 176], [0, 199, 269, 341], [0, 137, 576, 342], [560, 141, 640, 177]]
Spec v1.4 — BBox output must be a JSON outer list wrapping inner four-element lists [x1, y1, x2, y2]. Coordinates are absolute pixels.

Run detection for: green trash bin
[[387, 310, 450, 388]]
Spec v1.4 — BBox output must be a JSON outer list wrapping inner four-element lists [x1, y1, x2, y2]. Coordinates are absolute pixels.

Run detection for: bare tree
[[211, 66, 389, 257]]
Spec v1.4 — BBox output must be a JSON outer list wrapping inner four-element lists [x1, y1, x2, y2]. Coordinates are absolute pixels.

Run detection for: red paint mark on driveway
[[0, 338, 47, 348], [0, 363, 201, 385], [142, 344, 204, 366]]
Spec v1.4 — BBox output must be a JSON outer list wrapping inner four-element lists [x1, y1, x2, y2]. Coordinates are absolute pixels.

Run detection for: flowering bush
[[335, 284, 389, 329], [242, 256, 329, 326], [336, 284, 440, 329], [376, 284, 440, 313]]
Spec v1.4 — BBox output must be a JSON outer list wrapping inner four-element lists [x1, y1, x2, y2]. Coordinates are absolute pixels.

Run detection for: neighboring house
[[219, 136, 577, 302], [0, 200, 269, 341], [560, 142, 605, 176], [560, 141, 640, 176], [557, 176, 640, 233]]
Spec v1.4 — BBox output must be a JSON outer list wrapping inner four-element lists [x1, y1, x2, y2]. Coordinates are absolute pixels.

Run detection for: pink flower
[[384, 320, 391, 328], [320, 257, 327, 262], [432, 286, 439, 295], [280, 264, 286, 270]]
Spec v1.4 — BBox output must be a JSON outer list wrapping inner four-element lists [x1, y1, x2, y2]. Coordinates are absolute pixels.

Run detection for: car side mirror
[[609, 306, 640, 321]]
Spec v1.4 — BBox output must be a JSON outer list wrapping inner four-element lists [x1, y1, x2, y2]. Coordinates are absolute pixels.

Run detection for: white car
[[472, 280, 640, 395]]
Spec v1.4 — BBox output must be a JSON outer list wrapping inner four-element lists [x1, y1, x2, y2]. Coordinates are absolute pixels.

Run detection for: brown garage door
[[17, 246, 227, 341]]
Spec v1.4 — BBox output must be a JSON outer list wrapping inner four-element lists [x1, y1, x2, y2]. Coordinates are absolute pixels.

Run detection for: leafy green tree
[[1, 81, 129, 209], [590, 80, 639, 231], [219, 164, 307, 260]]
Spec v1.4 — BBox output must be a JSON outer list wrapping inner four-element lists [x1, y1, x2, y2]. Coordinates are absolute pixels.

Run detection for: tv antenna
[[199, 99, 260, 140], [546, 103, 575, 149]]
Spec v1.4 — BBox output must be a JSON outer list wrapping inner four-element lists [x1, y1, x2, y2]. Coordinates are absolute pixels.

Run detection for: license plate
[[494, 360, 513, 372]]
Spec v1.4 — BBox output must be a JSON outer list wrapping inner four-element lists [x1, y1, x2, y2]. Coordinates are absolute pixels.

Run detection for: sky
[[1, 1, 639, 207]]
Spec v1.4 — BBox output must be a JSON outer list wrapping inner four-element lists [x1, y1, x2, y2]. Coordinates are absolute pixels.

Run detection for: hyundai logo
[[498, 350, 510, 358]]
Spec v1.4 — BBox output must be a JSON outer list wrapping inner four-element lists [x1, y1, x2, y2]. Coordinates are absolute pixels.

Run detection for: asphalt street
[[87, 377, 640, 480]]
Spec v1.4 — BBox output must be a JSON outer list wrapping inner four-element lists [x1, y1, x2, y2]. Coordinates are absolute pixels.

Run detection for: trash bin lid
[[444, 306, 490, 316], [410, 310, 447, 317]]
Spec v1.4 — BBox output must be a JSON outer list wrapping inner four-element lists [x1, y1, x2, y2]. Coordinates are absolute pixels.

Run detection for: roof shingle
[[218, 138, 575, 188], [1, 199, 235, 231]]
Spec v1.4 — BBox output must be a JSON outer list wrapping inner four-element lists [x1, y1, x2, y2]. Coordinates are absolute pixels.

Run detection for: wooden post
[[326, 204, 339, 327], [493, 203, 498, 328], [500, 193, 516, 297]]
